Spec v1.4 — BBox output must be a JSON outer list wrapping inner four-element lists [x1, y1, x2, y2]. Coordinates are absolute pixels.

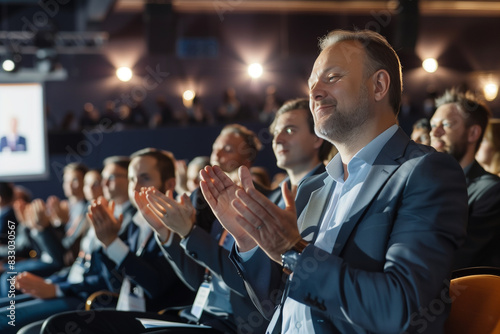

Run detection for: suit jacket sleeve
[[157, 233, 205, 291], [453, 172, 500, 269], [230, 246, 284, 319], [181, 226, 249, 297], [100, 240, 174, 299], [287, 152, 468, 333]]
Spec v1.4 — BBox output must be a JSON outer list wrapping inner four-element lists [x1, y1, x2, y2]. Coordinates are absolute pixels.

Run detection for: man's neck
[[459, 150, 476, 170], [287, 159, 321, 186]]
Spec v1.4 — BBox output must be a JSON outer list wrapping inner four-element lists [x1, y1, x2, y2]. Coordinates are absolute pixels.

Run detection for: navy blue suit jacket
[[452, 160, 500, 269], [232, 128, 468, 333]]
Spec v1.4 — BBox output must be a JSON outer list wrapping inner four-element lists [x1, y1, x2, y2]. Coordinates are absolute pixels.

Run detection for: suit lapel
[[298, 177, 335, 242], [330, 129, 410, 256]]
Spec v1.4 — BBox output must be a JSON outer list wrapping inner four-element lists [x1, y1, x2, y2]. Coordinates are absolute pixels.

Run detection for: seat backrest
[[445, 274, 500, 334]]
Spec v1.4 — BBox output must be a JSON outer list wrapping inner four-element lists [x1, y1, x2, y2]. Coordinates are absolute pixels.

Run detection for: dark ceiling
[[1, 0, 500, 112]]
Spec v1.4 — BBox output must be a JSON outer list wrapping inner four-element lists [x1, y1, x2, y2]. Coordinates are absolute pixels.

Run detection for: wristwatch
[[281, 238, 309, 275]]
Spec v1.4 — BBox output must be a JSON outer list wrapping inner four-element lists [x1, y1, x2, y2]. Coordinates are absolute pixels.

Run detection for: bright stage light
[[248, 63, 263, 79], [422, 58, 438, 73], [116, 67, 133, 82]]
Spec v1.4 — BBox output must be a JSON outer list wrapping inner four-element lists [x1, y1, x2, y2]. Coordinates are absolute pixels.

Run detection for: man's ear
[[468, 124, 482, 144], [372, 69, 390, 102], [313, 137, 324, 150]]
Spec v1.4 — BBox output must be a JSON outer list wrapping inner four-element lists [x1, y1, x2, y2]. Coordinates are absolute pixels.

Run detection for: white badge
[[117, 277, 146, 312], [190, 281, 211, 320], [67, 261, 86, 284]]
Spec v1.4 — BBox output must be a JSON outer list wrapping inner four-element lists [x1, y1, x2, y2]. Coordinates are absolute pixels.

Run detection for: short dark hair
[[103, 156, 131, 171], [220, 124, 262, 163], [63, 163, 89, 177], [269, 98, 334, 162], [413, 118, 431, 131], [435, 88, 491, 151], [130, 148, 176, 188], [319, 29, 402, 114], [0, 182, 14, 204]]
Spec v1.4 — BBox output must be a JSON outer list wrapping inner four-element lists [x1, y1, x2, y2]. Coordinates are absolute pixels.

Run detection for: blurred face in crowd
[[272, 109, 322, 171], [128, 155, 171, 207], [101, 164, 129, 204], [476, 137, 494, 166], [187, 162, 204, 193], [63, 169, 85, 200], [308, 40, 371, 144], [411, 128, 431, 145], [430, 103, 469, 163], [210, 132, 251, 173], [83, 170, 103, 201]]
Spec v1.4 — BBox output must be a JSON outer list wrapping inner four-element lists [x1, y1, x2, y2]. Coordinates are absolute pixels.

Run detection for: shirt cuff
[[179, 226, 195, 250], [237, 245, 259, 262], [54, 284, 64, 297], [104, 238, 129, 266]]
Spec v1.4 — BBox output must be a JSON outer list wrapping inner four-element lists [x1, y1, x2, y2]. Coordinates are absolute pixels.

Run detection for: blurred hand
[[199, 165, 257, 252], [87, 196, 122, 247], [15, 272, 56, 299]]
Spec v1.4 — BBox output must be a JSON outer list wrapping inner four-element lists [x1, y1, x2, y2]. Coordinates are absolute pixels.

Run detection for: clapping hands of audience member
[[46, 196, 70, 226], [15, 272, 56, 299], [87, 196, 122, 247], [26, 199, 51, 231], [134, 188, 191, 241], [200, 165, 300, 262]]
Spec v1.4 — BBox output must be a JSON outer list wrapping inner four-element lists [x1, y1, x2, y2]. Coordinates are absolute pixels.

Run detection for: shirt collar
[[325, 124, 399, 182]]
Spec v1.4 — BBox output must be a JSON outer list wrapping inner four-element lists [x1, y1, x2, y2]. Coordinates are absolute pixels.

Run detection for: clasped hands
[[134, 188, 195, 243], [200, 165, 302, 264]]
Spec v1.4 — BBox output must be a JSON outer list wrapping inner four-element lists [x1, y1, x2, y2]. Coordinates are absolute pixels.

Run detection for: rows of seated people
[[0, 30, 499, 334]]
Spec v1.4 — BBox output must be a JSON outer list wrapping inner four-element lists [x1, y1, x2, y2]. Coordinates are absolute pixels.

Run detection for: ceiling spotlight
[[2, 59, 16, 72], [183, 90, 195, 101], [182, 90, 196, 107], [422, 58, 438, 73], [116, 67, 133, 82], [484, 82, 499, 101], [2, 53, 22, 72], [248, 63, 263, 79]]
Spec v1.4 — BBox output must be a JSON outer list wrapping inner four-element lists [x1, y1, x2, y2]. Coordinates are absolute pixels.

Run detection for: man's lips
[[314, 104, 335, 115]]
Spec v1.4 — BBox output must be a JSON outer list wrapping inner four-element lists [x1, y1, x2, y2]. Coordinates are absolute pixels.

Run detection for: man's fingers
[[213, 165, 238, 189], [232, 193, 268, 231], [205, 166, 226, 193], [282, 181, 297, 213], [147, 194, 170, 215], [239, 166, 255, 192]]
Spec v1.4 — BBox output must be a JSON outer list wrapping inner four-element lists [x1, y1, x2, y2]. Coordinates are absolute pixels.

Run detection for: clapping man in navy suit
[[201, 29, 469, 333]]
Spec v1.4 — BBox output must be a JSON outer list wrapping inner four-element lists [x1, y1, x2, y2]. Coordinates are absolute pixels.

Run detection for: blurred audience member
[[268, 98, 333, 207], [259, 85, 282, 124], [60, 110, 79, 132], [250, 166, 271, 189], [217, 88, 241, 122], [0, 182, 16, 245], [411, 118, 431, 145], [151, 95, 175, 127], [100, 100, 119, 128], [80, 103, 100, 129], [175, 156, 210, 197], [129, 97, 149, 127], [430, 88, 500, 269], [83, 169, 104, 202], [476, 118, 500, 176]]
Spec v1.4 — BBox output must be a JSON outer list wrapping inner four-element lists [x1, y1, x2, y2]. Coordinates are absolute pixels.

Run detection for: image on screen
[[0, 83, 49, 181]]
